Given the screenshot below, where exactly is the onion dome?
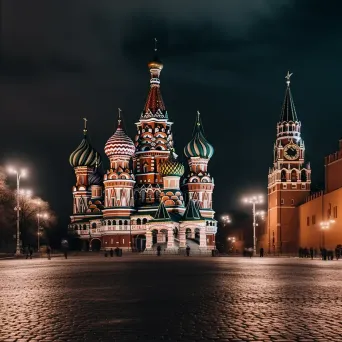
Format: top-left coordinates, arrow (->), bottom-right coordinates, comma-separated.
184,111 -> 214,159
148,55 -> 163,71
88,166 -> 103,186
69,119 -> 102,168
159,150 -> 184,177
105,110 -> 135,157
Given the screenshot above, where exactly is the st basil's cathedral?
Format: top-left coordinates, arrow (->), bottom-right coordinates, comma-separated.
67,52 -> 217,253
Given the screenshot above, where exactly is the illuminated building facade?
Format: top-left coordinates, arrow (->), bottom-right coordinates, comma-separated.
68,53 -> 217,252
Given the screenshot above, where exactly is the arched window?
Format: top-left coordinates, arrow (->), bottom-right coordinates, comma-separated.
291,170 -> 297,182
119,220 -> 123,225
92,223 -> 97,229
281,170 -> 286,182
75,225 -> 78,230
137,218 -> 141,225
142,218 -> 148,224
206,221 -> 209,226
83,224 -> 87,230
301,170 -> 307,182
113,220 -> 116,226
124,220 -> 128,225
107,220 -> 111,225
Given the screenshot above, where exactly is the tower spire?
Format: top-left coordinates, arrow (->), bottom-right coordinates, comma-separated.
280,71 -> 298,122
141,39 -> 167,119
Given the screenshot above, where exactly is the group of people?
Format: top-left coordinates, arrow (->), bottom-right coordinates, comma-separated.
299,246 -> 341,260
23,245 -> 68,260
105,247 -> 122,257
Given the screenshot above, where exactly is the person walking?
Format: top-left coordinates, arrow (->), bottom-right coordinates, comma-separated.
110,248 -> 114,257
310,247 -> 314,259
186,245 -> 190,257
260,247 -> 264,257
47,246 -> 51,260
157,245 -> 161,256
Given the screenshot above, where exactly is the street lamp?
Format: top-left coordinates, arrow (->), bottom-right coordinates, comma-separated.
7,167 -> 27,255
243,195 -> 263,256
320,219 -> 335,248
37,212 -> 48,252
221,215 -> 232,226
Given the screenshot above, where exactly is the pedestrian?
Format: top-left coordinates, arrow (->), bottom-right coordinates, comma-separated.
25,246 -> 30,259
260,247 -> 264,257
186,245 -> 190,256
110,248 -> 114,257
310,247 -> 313,260
47,246 -> 51,260
157,245 -> 161,256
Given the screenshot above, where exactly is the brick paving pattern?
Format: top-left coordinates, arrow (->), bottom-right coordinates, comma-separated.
0,256 -> 341,341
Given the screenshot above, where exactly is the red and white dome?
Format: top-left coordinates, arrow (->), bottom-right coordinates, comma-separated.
105,122 -> 135,158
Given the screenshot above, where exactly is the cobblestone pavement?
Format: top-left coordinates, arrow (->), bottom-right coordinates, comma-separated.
1,256 -> 342,342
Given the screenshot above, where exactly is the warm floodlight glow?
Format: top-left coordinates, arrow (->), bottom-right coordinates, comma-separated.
320,220 -> 334,230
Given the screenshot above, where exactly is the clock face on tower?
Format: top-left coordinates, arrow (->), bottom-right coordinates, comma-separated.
284,143 -> 300,160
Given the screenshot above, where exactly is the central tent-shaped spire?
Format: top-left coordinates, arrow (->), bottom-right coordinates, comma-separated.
141,38 -> 168,120
280,71 -> 298,122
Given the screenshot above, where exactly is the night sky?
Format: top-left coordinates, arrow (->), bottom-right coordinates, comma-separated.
1,1 -> 342,239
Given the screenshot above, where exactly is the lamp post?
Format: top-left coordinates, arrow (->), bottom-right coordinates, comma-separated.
7,167 -> 27,255
320,219 -> 335,248
243,195 -> 263,256
227,236 -> 236,253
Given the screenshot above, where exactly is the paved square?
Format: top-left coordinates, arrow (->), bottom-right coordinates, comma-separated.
1,255 -> 342,341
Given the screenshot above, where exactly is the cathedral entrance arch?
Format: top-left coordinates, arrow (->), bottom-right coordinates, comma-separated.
185,228 -> 192,239
90,238 -> 101,251
152,229 -> 158,244
136,234 -> 146,252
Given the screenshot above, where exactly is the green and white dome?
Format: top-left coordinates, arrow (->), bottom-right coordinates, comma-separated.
184,112 -> 214,159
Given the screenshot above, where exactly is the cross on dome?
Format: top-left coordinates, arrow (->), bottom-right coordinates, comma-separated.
83,117 -> 87,135
118,108 -> 122,127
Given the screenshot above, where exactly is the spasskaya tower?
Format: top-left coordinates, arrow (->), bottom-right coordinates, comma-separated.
267,72 -> 311,254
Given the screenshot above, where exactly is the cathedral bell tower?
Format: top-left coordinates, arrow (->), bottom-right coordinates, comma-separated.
133,42 -> 174,206
268,72 -> 311,254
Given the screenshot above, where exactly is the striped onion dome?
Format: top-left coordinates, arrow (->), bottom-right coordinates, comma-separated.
104,118 -> 135,158
184,112 -> 214,159
69,129 -> 102,168
159,150 -> 184,177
